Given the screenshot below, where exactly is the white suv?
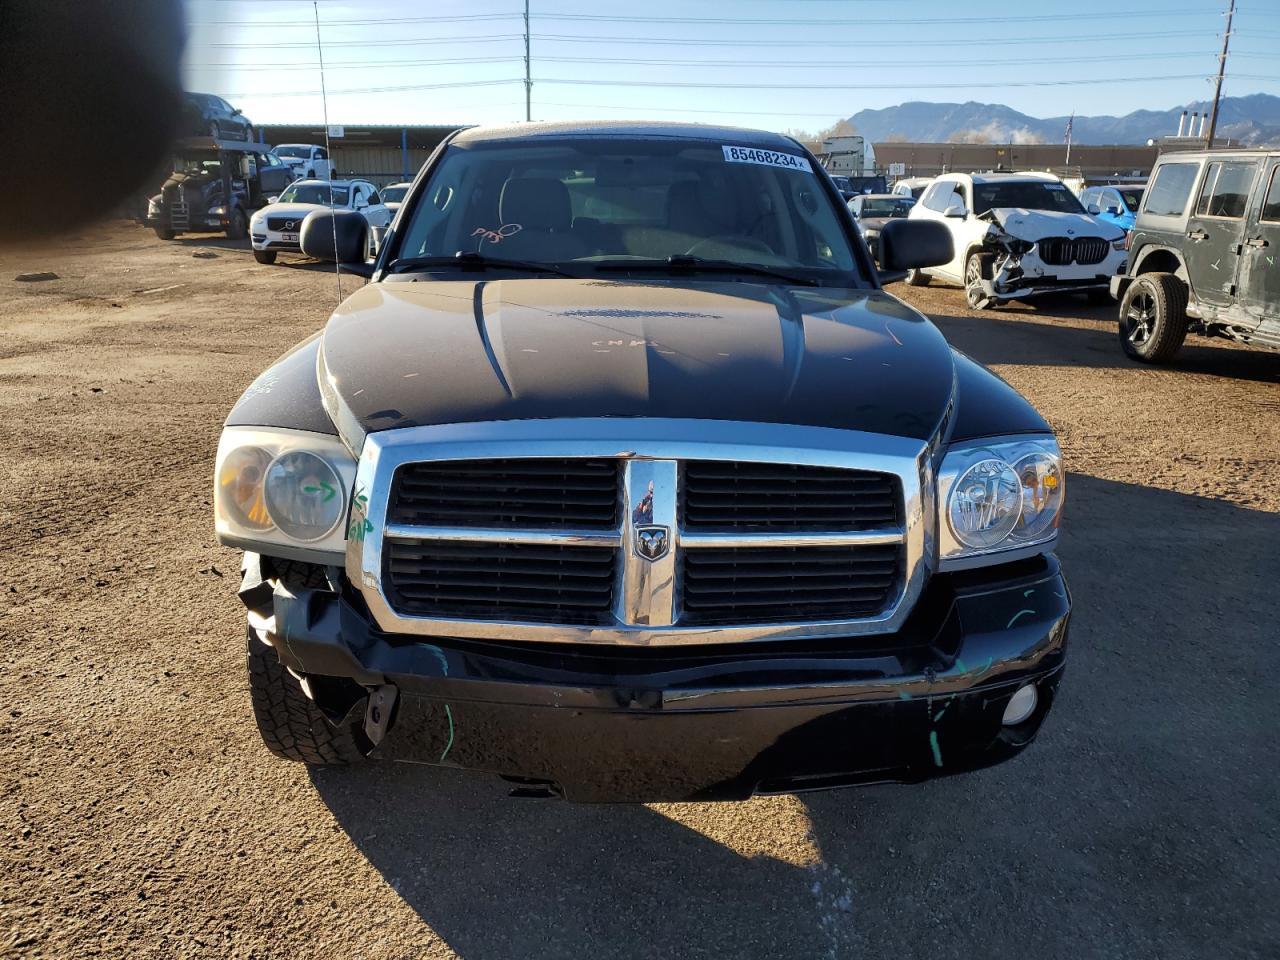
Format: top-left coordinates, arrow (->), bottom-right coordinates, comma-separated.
272,144 -> 333,180
906,172 -> 1127,309
249,179 -> 390,264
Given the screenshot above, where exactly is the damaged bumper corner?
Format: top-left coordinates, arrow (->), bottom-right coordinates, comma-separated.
239,552 -> 1071,802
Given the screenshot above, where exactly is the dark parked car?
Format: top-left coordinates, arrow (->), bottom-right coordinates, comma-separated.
145,140 -> 293,240
183,92 -> 255,142
849,193 -> 917,259
1111,149 -> 1280,362
215,121 -> 1069,802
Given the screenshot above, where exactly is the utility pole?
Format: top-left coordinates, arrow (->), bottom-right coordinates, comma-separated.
1205,0 -> 1235,148
519,0 -> 529,122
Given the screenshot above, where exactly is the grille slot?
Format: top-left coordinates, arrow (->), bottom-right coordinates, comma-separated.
390,458 -> 621,530
681,461 -> 900,532
385,539 -> 617,624
681,544 -> 902,624
1037,236 -> 1109,266
267,216 -> 303,232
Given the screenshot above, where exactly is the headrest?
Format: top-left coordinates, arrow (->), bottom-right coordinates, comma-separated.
499,177 -> 572,231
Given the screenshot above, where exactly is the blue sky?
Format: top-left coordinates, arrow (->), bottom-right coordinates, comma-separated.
184,0 -> 1280,132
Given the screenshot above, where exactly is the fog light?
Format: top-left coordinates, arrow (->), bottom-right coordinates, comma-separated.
1002,684 -> 1038,726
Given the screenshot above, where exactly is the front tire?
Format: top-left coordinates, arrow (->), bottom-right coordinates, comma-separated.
153,226 -> 175,241
253,249 -> 277,264
247,628 -> 370,764
964,251 -> 995,310
226,208 -> 247,240
904,267 -> 930,287
1118,272 -> 1188,363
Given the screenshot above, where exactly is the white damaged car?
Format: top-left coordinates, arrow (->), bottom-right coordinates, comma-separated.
906,172 -> 1127,309
249,179 -> 391,265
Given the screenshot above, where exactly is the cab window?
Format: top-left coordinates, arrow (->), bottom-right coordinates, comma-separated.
1262,167 -> 1280,222
1195,161 -> 1258,219
1143,163 -> 1200,217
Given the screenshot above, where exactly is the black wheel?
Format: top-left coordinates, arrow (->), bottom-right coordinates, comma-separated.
1118,272 -> 1189,364
903,267 -> 930,287
246,628 -> 371,764
964,251 -> 995,310
253,249 -> 277,264
153,226 -> 175,241
226,208 -> 247,240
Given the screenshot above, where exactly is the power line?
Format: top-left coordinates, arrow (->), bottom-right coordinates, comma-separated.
226,78 -> 523,98
535,8 -> 1214,25
537,73 -> 1226,91
189,50 -> 1232,72
528,30 -> 1207,47
209,33 -> 522,47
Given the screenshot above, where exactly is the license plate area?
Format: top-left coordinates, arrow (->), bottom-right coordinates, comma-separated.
281,233 -> 298,243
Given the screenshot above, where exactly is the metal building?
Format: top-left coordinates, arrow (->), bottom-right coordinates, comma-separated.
257,124 -> 461,186
872,142 -> 1159,180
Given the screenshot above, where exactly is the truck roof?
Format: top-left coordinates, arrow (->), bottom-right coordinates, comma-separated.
451,120 -> 803,151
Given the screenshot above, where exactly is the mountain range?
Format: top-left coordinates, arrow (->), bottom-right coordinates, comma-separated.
848,93 -> 1280,146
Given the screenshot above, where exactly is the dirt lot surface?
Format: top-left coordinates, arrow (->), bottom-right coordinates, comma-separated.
3,224 -> 1278,959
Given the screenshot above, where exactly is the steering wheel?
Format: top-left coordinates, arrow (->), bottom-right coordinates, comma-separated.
685,235 -> 773,258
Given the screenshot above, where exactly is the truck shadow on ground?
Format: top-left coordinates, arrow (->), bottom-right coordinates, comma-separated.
916,298 -> 1280,385
310,475 -> 1280,959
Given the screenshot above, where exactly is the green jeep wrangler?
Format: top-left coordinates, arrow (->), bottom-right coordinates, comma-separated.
1111,149 -> 1280,363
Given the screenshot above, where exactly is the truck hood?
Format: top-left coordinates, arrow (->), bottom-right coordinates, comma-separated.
979,207 -> 1125,243
318,278 -> 956,444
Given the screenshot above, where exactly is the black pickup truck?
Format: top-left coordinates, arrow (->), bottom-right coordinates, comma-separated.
215,122 -> 1070,802
145,138 -> 294,241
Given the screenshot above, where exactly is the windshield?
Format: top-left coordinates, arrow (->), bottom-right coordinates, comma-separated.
274,146 -> 310,159
278,183 -> 349,206
1119,188 -> 1144,212
858,198 -> 914,218
394,138 -> 864,286
382,185 -> 409,203
972,181 -> 1085,215
173,155 -> 220,177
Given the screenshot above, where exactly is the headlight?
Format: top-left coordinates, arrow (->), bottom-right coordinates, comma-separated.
937,436 -> 1063,568
147,197 -> 161,216
209,205 -> 227,216
214,426 -> 356,559
1111,238 -> 1126,251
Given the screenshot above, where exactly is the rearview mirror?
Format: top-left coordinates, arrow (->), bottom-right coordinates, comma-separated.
300,209 -> 372,277
876,219 -> 954,276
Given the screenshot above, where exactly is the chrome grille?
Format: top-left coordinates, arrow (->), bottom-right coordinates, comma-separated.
350,421 -> 930,646
384,539 -> 617,624
682,544 -> 902,624
681,461 -> 900,532
1038,236 -> 1109,266
390,458 -> 620,529
267,216 -> 302,232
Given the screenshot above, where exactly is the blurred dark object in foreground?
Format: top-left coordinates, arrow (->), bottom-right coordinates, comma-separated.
0,0 -> 185,244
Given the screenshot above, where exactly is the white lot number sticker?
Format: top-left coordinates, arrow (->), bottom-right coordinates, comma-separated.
722,145 -> 812,173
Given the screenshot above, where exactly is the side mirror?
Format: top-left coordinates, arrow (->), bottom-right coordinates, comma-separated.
267,195 -> 279,204
943,202 -> 967,219
301,209 -> 371,275
877,219 -> 954,276
1105,204 -> 1122,216
1087,204 -> 1100,215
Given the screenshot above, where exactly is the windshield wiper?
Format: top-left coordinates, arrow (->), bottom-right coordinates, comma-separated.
387,251 -> 581,278
591,255 -> 820,287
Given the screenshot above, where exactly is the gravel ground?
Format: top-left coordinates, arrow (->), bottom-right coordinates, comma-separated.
2,224 -> 1278,959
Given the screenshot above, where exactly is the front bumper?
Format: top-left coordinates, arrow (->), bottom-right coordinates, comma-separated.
980,248 -> 1126,303
242,553 -> 1071,802
250,230 -> 302,252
